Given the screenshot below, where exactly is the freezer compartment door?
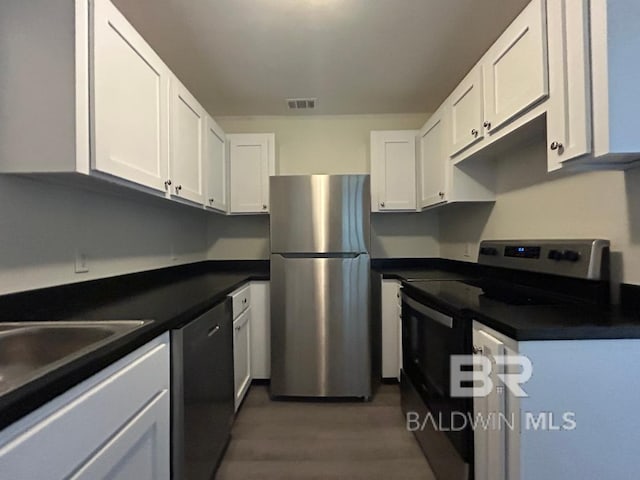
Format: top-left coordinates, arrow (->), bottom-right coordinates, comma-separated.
270,175 -> 371,254
270,253 -> 371,397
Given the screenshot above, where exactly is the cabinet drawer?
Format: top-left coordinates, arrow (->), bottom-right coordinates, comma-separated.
0,335 -> 170,480
231,284 -> 251,318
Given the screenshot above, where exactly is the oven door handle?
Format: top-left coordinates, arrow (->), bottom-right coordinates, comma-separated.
403,296 -> 454,329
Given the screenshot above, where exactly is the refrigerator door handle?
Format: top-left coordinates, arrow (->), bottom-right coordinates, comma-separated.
275,252 -> 363,259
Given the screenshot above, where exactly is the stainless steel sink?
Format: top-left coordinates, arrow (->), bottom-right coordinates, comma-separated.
0,321 -> 151,396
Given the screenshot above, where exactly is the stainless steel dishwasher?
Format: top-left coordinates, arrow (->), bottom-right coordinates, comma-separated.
171,298 -> 234,480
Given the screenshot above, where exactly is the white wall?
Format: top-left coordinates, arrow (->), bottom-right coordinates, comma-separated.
439,140 -> 640,287
0,176 -> 208,295
209,113 -> 440,259
217,114 -> 429,175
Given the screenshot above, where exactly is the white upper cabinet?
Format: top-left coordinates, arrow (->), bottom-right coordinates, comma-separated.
204,116 -> 227,213
589,0 -> 640,165
418,107 -> 447,209
0,0 -> 236,213
228,134 -> 276,214
546,0 -> 592,170
92,0 -> 170,192
418,107 -> 496,211
450,68 -> 484,156
482,0 -> 548,134
370,131 -> 417,212
169,77 -> 205,205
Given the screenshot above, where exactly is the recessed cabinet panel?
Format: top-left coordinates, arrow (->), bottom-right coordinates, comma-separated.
233,308 -> 252,411
419,108 -> 447,209
170,79 -> 205,204
450,68 -> 484,156
229,134 -> 275,214
370,131 -> 417,212
205,117 -> 227,212
92,0 -> 169,192
546,0 -> 591,170
473,328 -> 507,480
483,0 -> 548,133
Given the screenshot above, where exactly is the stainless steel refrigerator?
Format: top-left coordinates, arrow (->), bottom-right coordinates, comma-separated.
270,174 -> 372,398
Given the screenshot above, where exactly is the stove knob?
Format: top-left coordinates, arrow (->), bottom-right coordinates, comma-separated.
563,250 -> 581,262
548,249 -> 564,261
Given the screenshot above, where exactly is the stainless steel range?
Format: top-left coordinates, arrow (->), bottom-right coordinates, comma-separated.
400,239 -> 610,480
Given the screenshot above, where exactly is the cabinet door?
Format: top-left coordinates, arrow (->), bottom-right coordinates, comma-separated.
546,0 -> 591,170
370,131 -> 417,212
92,0 -> 170,192
0,336 -> 169,480
204,116 -> 227,212
169,78 -> 205,204
233,308 -> 252,411
473,329 -> 507,480
450,68 -> 484,156
381,280 -> 401,378
229,134 -> 275,214
483,0 -> 548,134
419,108 -> 447,208
70,391 -> 170,480
250,281 -> 271,380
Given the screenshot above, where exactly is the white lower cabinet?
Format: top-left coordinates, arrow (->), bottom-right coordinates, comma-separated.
381,279 -> 402,380
233,308 -> 252,411
0,334 -> 170,480
472,321 -> 640,480
230,280 -> 270,410
473,328 -> 507,480
250,281 -> 271,380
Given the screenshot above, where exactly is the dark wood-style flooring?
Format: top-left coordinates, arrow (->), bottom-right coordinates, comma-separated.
216,384 -> 436,480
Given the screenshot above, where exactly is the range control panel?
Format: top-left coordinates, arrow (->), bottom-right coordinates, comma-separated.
477,240 -> 610,280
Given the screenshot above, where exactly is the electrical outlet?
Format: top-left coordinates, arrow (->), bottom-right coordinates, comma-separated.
463,242 -> 473,258
75,252 -> 89,273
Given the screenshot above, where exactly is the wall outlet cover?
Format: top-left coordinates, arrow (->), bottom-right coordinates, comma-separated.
75,252 -> 89,273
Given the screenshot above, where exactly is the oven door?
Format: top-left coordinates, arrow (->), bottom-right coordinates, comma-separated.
401,293 -> 472,463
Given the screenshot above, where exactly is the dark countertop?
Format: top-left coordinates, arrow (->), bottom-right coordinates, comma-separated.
402,280 -> 640,341
1,257 -> 639,429
0,260 -> 269,430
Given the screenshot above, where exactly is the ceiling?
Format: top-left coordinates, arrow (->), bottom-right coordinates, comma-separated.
112,0 -> 530,116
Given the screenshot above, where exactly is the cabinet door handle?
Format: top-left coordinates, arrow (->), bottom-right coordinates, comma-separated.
380,202 -> 385,208
209,198 -> 215,204
471,129 -> 479,138
438,192 -> 445,198
175,185 -> 183,194
262,204 -> 267,210
208,324 -> 221,337
164,179 -> 172,190
483,121 -> 491,130
472,345 -> 484,355
550,141 -> 564,152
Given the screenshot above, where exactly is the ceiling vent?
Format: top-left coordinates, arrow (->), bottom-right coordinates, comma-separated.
286,98 -> 317,110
